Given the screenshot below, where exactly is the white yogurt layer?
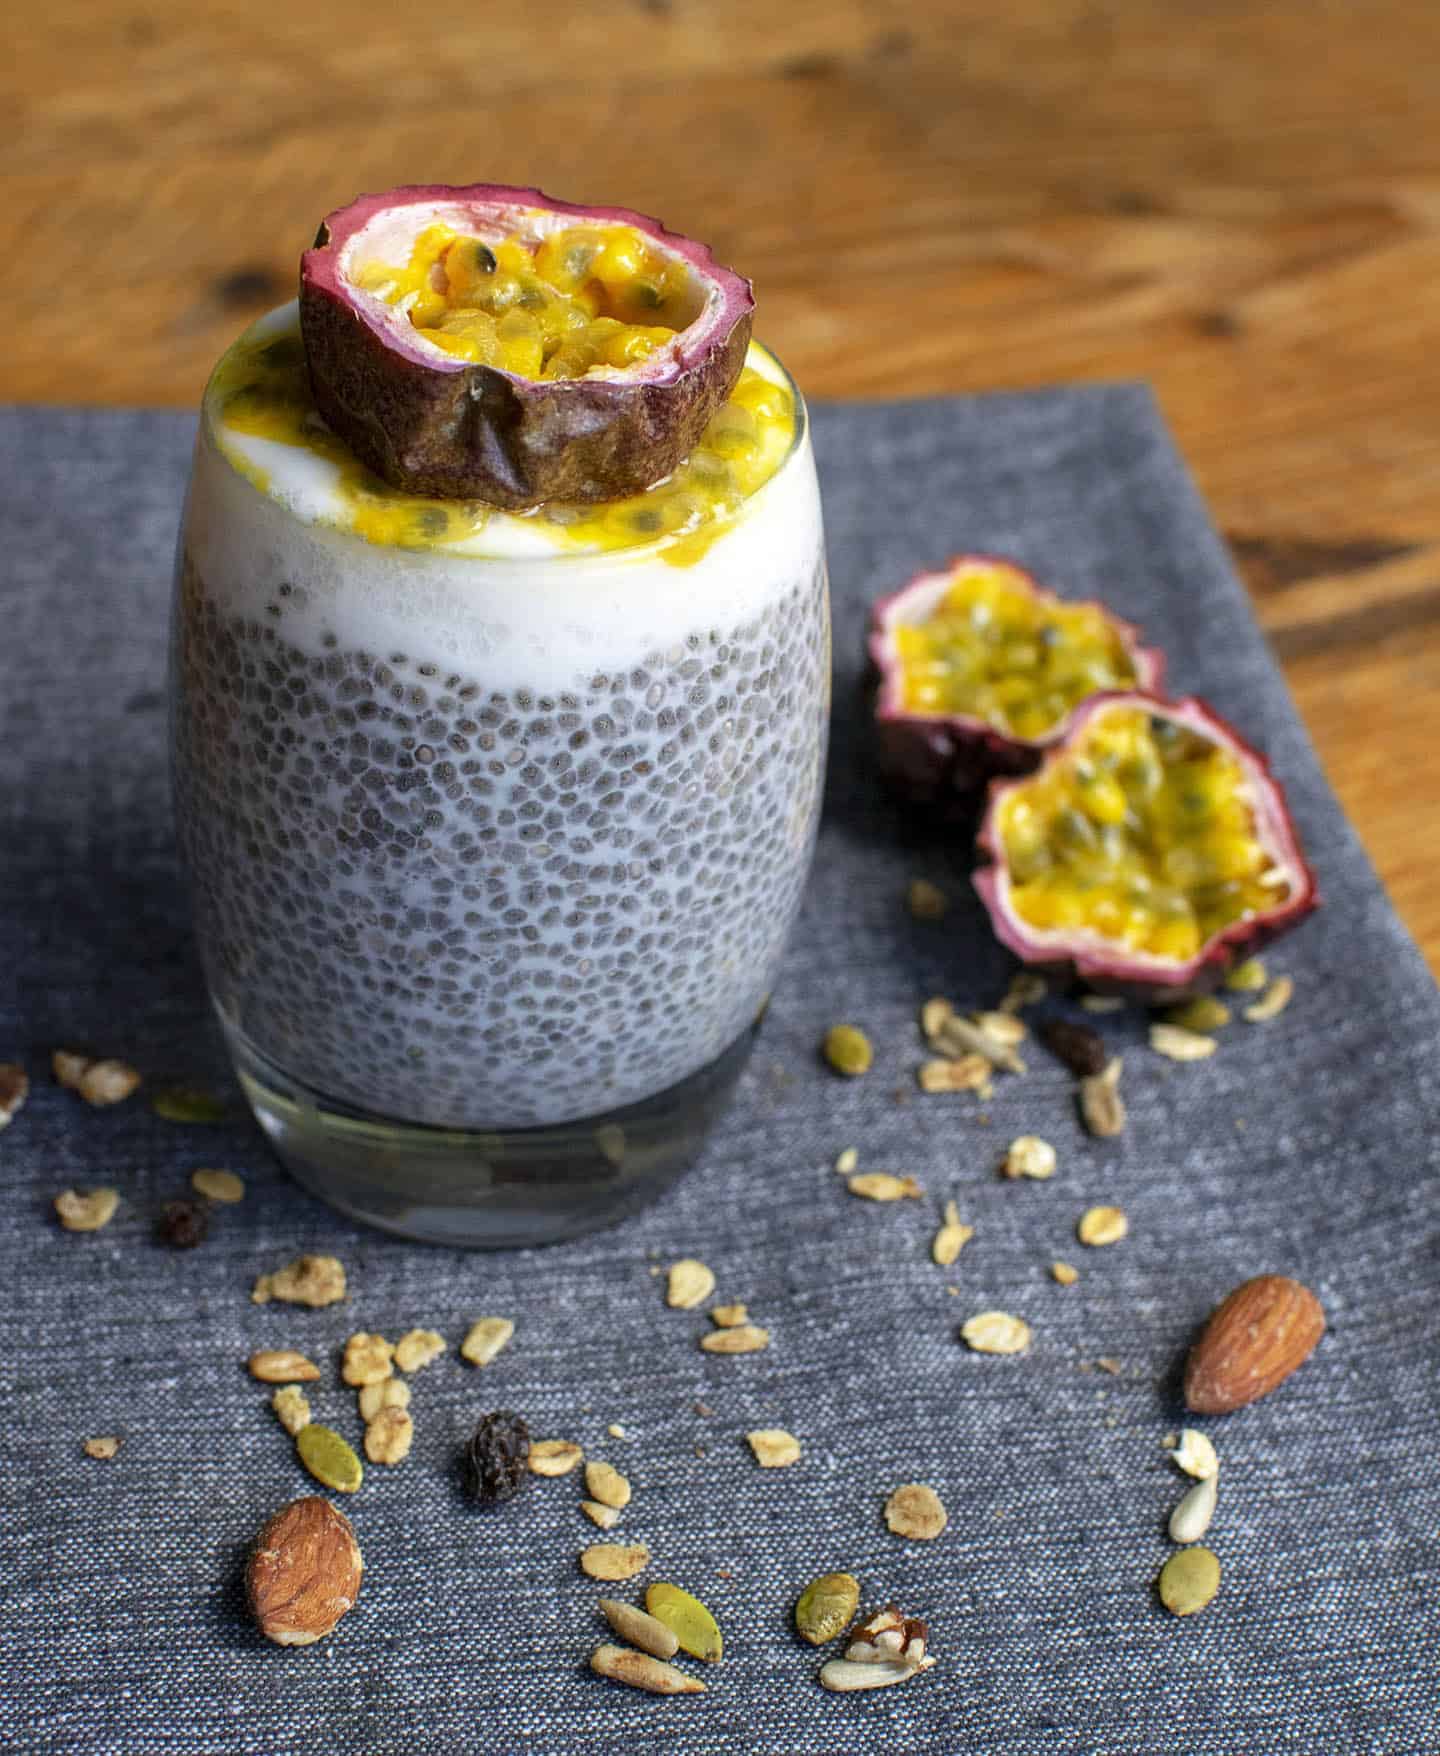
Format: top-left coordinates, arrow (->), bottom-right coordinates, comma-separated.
188,305 -> 820,691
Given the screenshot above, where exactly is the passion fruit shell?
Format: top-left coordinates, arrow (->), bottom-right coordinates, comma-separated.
869,556 -> 1165,804
300,184 -> 754,509
973,692 -> 1318,998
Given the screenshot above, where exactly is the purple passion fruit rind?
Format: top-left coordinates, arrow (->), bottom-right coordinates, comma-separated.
870,557 -> 1166,804
973,692 -> 1318,999
300,184 -> 754,508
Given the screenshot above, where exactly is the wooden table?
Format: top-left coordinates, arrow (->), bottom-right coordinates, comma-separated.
10,1 -> 1439,970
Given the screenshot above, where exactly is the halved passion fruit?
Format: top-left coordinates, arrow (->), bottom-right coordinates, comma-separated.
300,184 -> 754,508
870,557 -> 1165,801
974,693 -> 1317,996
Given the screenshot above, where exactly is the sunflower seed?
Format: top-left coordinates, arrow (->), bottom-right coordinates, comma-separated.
1164,996 -> 1231,1033
1080,994 -> 1125,1013
1169,1470 -> 1219,1543
582,1500 -> 622,1529
598,1599 -> 679,1660
1224,957 -> 1267,992
589,1642 -> 703,1694
585,1461 -> 632,1510
1050,1261 -> 1079,1286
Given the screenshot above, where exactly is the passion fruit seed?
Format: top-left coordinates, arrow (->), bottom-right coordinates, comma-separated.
823,1025 -> 873,1077
795,1572 -> 862,1645
890,562 -> 1143,739
995,704 -> 1296,965
301,184 -> 755,507
1158,1545 -> 1221,1617
644,1583 -> 723,1662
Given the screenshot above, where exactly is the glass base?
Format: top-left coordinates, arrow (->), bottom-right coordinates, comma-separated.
225,1018 -> 760,1247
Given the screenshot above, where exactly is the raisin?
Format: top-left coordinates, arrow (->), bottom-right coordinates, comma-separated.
157,1197 -> 210,1249
462,1411 -> 531,1504
1037,1016 -> 1108,1078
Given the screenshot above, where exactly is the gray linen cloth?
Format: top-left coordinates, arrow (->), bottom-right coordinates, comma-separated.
1,392 -> 1437,1754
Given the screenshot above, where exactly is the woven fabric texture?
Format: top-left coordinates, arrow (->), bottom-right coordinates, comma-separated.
1,392 -> 1437,1754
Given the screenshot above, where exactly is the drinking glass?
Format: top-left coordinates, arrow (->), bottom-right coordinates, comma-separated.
170,305 -> 829,1245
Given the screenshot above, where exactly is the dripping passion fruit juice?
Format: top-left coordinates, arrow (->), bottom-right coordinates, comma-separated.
172,208 -> 827,1247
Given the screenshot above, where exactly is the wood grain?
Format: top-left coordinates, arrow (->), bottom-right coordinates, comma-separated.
7,0 -> 1439,969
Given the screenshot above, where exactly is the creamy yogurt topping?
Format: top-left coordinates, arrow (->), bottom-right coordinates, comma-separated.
187,305 -> 823,692
206,303 -> 798,564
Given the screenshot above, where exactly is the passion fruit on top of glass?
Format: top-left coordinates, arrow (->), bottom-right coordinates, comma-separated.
300,183 -> 756,509
870,557 -> 1165,801
974,694 -> 1317,997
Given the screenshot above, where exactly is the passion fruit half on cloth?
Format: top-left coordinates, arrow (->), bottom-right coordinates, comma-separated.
300,184 -> 755,508
869,556 -> 1165,803
973,693 -> 1318,997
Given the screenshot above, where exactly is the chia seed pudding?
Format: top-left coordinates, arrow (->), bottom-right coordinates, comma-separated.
173,305 -> 828,1133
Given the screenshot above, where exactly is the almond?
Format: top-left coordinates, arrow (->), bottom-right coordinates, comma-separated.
1184,1274 -> 1325,1414
245,1496 -> 363,1646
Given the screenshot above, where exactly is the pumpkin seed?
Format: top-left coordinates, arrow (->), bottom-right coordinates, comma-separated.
822,1025 -> 873,1077
906,878 -> 949,921
1223,957 -> 1267,992
645,1582 -> 723,1662
1169,1470 -> 1219,1543
151,1084 -> 229,1123
1158,1545 -> 1220,1616
795,1571 -> 861,1645
190,1167 -> 245,1203
296,1422 -> 363,1494
1163,996 -> 1231,1033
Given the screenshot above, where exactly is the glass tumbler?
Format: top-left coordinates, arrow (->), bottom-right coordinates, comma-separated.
170,306 -> 829,1245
